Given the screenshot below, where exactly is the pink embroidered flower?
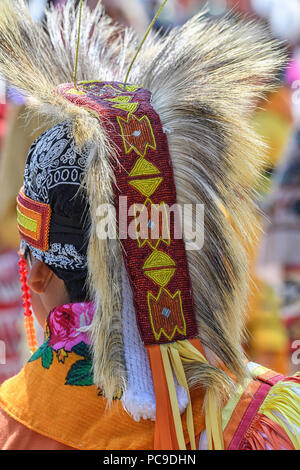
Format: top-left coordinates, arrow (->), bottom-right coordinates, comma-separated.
48,302 -> 94,352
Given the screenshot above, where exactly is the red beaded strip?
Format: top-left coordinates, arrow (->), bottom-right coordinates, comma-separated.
57,81 -> 199,345
18,253 -> 38,353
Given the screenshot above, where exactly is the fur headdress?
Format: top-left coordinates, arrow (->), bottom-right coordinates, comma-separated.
0,0 -> 285,449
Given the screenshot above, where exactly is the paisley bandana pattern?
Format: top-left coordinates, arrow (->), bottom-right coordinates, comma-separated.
21,122 -> 90,275
23,122 -> 89,204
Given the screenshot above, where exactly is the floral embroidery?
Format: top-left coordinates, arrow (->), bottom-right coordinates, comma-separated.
29,302 -> 95,387
56,348 -> 68,363
29,338 -> 54,369
28,302 -> 125,397
64,343 -> 93,386
47,302 -> 93,351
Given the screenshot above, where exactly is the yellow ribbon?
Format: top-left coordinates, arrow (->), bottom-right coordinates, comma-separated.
160,344 -> 186,449
160,340 -> 224,450
168,345 -> 196,450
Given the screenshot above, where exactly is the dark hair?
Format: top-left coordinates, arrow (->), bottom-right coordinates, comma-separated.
63,276 -> 90,303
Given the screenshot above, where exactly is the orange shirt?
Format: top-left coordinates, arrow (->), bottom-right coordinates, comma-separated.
0,353 -> 205,450
0,407 -> 72,450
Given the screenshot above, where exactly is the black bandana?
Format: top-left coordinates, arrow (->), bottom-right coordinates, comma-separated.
22,121 -> 90,282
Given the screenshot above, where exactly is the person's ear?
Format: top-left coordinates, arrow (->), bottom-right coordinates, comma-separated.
27,260 -> 53,294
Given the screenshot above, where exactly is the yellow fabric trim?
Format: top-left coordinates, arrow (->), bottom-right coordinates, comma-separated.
78,80 -> 103,85
105,95 -> 138,114
259,379 -> 300,450
133,199 -> 171,249
221,379 -> 251,431
17,207 -> 38,233
103,84 -> 123,93
66,88 -> 86,96
248,363 -> 270,379
113,103 -> 138,114
105,95 -> 132,104
124,84 -> 140,92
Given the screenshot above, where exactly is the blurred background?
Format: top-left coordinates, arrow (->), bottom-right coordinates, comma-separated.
0,0 -> 300,384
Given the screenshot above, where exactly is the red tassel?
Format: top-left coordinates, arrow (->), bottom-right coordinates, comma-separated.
18,252 -> 37,352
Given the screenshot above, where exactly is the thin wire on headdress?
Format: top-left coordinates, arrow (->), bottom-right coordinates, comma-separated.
73,0 -> 83,91
123,0 -> 168,88
72,0 -> 168,91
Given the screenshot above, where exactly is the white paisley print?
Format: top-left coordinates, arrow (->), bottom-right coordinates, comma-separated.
22,122 -> 90,271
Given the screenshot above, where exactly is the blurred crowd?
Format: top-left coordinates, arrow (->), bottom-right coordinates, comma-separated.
0,0 -> 300,383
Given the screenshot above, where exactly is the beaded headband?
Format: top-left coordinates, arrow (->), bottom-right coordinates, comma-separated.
56,81 -> 199,346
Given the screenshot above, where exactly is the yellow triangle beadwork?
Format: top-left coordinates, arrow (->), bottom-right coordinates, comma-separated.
129,177 -> 162,197
143,250 -> 175,270
124,84 -> 140,92
105,95 -> 138,114
144,267 -> 176,287
114,102 -> 138,114
66,88 -> 86,96
103,84 -> 123,94
129,157 -> 161,177
106,96 -> 132,103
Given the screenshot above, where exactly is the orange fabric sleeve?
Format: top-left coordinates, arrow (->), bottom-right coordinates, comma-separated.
0,407 -> 73,450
